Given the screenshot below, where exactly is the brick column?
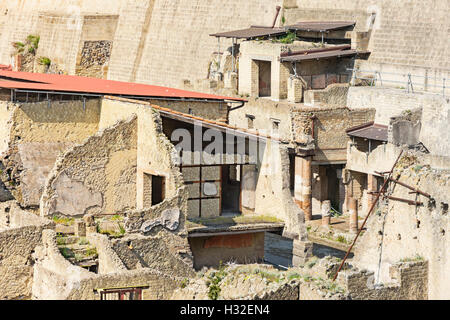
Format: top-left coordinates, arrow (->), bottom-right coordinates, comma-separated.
348,197 -> 358,234
294,156 -> 304,209
302,156 -> 313,221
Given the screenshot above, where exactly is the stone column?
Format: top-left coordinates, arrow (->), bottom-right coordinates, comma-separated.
348,197 -> 358,234
302,156 -> 313,221
345,176 -> 354,214
321,200 -> 331,227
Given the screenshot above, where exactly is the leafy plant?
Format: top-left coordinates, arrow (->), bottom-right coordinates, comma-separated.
26,35 -> 40,54
52,215 -> 75,226
38,56 -> 51,67
180,278 -> 189,289
275,31 -> 297,44
111,214 -> 124,222
85,247 -> 98,257
206,262 -> 227,300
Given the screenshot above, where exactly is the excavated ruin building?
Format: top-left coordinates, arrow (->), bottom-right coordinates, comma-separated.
0,0 -> 448,300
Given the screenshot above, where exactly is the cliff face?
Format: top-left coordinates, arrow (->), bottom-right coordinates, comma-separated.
0,0 -> 449,89
0,0 -> 283,86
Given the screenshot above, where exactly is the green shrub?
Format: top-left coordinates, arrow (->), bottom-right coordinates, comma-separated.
275,31 -> 297,44
52,215 -> 74,226
206,262 -> 227,300
38,56 -> 51,67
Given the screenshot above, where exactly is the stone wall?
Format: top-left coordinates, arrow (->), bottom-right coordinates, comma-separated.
352,151 -> 450,299
304,84 -> 350,107
41,115 -> 137,217
189,232 -> 265,270
32,229 -> 187,300
291,106 -> 375,152
0,202 -> 53,300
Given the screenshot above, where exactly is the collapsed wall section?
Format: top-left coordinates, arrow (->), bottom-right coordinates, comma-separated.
41,115 -> 137,217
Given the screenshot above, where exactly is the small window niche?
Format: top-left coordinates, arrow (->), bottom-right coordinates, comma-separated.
143,173 -> 166,207
271,118 -> 281,136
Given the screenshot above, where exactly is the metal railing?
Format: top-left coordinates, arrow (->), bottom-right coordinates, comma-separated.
349,68 -> 449,97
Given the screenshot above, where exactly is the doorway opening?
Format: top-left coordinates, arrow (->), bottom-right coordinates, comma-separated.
256,60 -> 271,97
221,165 -> 242,215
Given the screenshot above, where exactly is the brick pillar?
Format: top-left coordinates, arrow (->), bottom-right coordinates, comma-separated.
294,156 -> 304,209
321,200 -> 331,227
349,197 -> 358,234
14,55 -> 21,72
302,156 -> 313,221
367,174 -> 377,209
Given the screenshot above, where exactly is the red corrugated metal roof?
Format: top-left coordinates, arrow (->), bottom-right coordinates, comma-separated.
0,64 -> 12,71
0,69 -> 246,102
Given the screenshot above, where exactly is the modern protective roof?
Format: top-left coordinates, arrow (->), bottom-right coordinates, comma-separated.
210,26 -> 286,39
346,122 -> 388,142
280,48 -> 357,62
0,69 -> 246,102
285,21 -> 356,32
210,21 -> 356,40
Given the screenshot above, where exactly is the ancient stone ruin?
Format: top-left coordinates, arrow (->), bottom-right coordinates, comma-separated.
0,1 -> 448,301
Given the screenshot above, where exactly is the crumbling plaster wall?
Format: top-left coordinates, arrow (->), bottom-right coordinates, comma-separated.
0,202 -> 53,300
352,152 -> 450,299
41,115 -> 137,217
99,97 -> 184,209
0,99 -> 101,207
